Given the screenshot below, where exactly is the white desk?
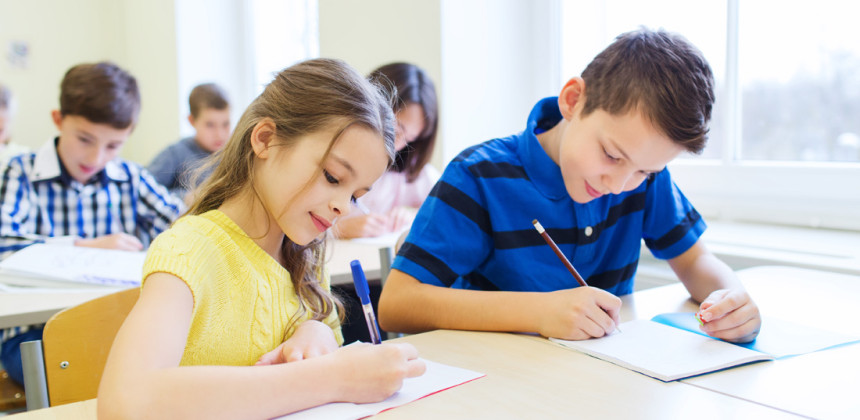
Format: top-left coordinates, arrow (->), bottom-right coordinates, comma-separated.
633,266 -> 860,420
11,266 -> 838,420
0,240 -> 388,330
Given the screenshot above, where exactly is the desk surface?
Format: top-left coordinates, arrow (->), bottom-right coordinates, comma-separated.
0,240 -> 387,330
6,330 -> 796,420
13,265 -> 843,419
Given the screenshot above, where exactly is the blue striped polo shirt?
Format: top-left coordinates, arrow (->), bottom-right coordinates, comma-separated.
392,97 -> 705,296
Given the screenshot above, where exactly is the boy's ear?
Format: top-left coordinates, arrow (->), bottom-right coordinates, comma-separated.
187,114 -> 196,126
250,118 -> 277,159
558,77 -> 586,120
50,110 -> 63,130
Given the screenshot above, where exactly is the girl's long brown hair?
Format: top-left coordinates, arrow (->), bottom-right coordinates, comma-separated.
188,58 -> 396,336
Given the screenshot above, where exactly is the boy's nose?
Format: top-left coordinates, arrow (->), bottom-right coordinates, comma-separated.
605,171 -> 632,195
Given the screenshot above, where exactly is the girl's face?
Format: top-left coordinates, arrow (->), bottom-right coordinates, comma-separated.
255,124 -> 389,247
393,103 -> 426,152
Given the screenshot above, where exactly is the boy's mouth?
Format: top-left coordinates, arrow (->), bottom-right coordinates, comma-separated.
585,181 -> 603,198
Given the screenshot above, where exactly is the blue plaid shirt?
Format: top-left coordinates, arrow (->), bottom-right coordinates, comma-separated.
0,138 -> 186,341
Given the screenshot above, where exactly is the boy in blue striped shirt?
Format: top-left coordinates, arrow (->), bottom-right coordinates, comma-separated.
0,62 -> 186,385
379,28 -> 761,344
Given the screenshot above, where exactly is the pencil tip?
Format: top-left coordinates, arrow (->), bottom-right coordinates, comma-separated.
532,219 -> 538,225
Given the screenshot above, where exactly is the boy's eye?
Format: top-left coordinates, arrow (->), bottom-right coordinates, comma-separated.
323,170 -> 339,185
603,147 -> 620,162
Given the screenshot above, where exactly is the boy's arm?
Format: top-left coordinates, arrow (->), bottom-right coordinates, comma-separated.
146,147 -> 180,189
378,269 -> 621,340
134,166 -> 187,241
668,240 -> 761,342
0,160 -> 58,259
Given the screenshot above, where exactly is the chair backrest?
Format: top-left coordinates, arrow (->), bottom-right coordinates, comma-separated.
41,287 -> 139,406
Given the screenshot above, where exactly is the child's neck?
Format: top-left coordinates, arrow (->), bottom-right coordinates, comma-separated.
536,120 -> 566,165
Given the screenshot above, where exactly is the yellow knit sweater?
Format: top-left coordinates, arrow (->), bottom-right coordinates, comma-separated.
142,210 -> 343,366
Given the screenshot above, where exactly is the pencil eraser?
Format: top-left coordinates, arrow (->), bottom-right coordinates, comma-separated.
694,312 -> 705,326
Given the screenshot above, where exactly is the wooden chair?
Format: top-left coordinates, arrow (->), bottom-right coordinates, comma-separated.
0,369 -> 26,413
21,287 -> 139,409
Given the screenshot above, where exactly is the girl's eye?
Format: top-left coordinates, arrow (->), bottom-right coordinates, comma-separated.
323,170 -> 339,185
350,196 -> 357,204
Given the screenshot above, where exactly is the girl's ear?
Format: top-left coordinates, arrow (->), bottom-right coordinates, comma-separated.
250,118 -> 277,159
558,77 -> 586,121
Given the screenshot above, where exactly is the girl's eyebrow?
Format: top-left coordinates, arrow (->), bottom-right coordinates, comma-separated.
330,154 -> 354,176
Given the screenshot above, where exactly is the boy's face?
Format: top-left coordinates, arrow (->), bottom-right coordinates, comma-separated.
0,108 -> 11,144
554,78 -> 684,204
52,111 -> 132,184
190,108 -> 231,153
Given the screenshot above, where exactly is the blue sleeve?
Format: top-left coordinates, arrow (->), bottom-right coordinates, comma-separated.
132,164 -> 187,246
392,159 -> 493,288
0,157 -> 46,260
642,168 -> 706,260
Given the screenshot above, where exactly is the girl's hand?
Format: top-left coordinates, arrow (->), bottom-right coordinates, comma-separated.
386,206 -> 418,232
255,320 -> 339,365
330,342 -> 426,403
697,288 -> 761,343
535,286 -> 622,340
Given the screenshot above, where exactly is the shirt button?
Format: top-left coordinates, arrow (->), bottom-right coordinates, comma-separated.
584,226 -> 593,237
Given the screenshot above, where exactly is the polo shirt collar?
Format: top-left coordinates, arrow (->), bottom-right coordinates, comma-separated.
31,138 -> 129,184
519,97 -> 569,200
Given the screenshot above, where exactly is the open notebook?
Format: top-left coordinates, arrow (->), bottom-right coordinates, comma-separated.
0,243 -> 145,288
551,313 -> 860,382
275,359 -> 484,420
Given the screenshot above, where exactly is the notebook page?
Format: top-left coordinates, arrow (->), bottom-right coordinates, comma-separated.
276,359 -> 484,420
551,319 -> 773,381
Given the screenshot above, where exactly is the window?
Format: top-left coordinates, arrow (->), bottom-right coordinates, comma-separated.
560,0 -> 860,230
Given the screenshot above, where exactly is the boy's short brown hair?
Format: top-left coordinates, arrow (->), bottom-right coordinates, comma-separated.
60,62 -> 140,129
188,83 -> 229,119
580,28 -> 715,154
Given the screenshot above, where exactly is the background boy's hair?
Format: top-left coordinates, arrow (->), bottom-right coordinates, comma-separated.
59,62 -> 140,129
369,62 -> 438,182
0,83 -> 12,111
188,83 -> 229,119
188,58 -> 396,333
580,27 -> 715,154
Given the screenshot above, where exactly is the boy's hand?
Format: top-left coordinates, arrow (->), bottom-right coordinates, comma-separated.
75,233 -> 143,251
536,287 -> 622,340
255,320 -> 339,365
697,288 -> 761,343
329,342 -> 426,403
335,214 -> 389,238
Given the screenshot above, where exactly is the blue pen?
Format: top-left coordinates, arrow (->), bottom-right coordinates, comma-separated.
350,259 -> 382,344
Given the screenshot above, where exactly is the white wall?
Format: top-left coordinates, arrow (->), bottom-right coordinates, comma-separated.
439,0 -> 560,163
0,0 -> 180,166
2,0 -> 561,171
318,0 -> 445,168
174,0 -> 251,139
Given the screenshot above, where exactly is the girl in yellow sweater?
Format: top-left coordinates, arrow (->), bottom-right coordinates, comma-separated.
99,58 -> 425,419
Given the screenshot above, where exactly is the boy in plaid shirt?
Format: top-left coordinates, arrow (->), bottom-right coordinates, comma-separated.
0,62 -> 185,385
